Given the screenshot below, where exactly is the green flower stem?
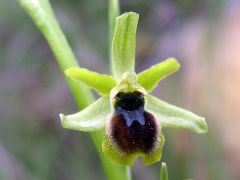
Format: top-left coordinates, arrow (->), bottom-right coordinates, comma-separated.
19,0 -> 130,179
19,0 -> 94,107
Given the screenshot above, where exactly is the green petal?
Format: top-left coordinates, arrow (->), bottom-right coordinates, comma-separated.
111,12 -> 139,80
137,58 -> 180,92
146,95 -> 208,134
60,97 -> 110,132
65,67 -> 117,95
102,133 -> 165,166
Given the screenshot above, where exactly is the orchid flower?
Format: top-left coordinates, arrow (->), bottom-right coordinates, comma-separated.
59,12 -> 207,166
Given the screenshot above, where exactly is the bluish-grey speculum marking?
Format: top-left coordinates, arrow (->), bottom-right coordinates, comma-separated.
111,91 -> 158,154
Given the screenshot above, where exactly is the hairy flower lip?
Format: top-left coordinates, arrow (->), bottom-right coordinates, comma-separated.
106,109 -> 161,153
104,108 -> 163,166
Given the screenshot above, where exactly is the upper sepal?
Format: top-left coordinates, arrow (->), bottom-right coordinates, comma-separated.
60,97 -> 111,132
146,95 -> 207,134
111,12 -> 139,79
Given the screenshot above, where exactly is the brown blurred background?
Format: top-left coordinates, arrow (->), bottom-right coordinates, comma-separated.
0,0 -> 240,179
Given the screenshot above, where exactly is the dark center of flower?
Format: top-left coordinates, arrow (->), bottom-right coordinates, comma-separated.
110,91 -> 158,154
114,91 -> 144,111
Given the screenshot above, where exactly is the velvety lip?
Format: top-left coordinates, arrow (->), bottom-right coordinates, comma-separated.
110,91 -> 158,154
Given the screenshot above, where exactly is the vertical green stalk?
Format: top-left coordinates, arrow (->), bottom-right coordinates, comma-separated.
18,0 -> 130,179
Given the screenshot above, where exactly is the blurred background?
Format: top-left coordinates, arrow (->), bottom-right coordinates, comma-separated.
0,0 -> 240,179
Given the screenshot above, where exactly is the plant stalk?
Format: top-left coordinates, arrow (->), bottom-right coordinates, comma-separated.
19,0 -> 130,179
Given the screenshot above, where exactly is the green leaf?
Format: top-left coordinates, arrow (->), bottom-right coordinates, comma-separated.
65,67 -> 117,96
160,162 -> 169,180
111,12 -> 139,80
146,96 -> 207,134
137,58 -> 180,92
60,97 -> 110,132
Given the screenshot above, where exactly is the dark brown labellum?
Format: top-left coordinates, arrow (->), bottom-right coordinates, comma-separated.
109,91 -> 159,154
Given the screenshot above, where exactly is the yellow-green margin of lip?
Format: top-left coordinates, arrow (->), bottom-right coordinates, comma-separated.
102,131 -> 165,166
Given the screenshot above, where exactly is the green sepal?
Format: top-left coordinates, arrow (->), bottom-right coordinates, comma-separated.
146,95 -> 207,134
102,133 -> 165,166
160,162 -> 169,180
60,97 -> 110,132
111,12 -> 139,80
65,67 -> 117,96
137,58 -> 180,92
